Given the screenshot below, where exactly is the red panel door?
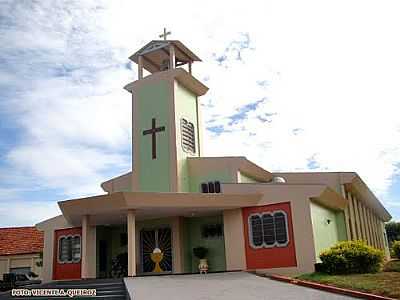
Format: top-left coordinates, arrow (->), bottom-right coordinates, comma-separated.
53,227 -> 82,280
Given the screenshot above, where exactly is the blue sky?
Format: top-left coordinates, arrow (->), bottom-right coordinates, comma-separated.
0,0 -> 399,226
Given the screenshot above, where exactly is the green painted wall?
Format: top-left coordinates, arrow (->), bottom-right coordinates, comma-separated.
189,171 -> 235,192
174,82 -> 200,192
239,172 -> 259,183
335,211 -> 348,241
183,215 -> 226,273
137,81 -> 171,192
310,202 -> 347,261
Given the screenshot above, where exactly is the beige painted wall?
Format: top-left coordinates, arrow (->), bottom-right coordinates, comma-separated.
223,208 -> 246,271
223,183 -> 322,275
0,254 -> 42,280
36,215 -> 75,282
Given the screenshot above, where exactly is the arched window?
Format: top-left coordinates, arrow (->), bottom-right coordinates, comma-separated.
248,210 -> 289,248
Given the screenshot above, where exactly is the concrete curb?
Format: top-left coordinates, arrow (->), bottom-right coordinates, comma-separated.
268,274 -> 396,300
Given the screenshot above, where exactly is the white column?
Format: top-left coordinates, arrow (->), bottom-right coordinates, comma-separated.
127,210 -> 136,276
81,215 -> 89,279
138,55 -> 143,79
169,44 -> 175,70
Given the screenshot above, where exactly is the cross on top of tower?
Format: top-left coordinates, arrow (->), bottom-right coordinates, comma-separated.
159,27 -> 171,40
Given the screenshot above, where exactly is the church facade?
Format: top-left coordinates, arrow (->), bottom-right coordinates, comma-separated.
36,37 -> 391,282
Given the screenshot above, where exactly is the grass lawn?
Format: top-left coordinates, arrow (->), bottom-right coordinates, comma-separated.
297,260 -> 400,299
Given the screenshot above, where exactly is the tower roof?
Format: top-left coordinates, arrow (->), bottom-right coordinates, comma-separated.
129,40 -> 201,73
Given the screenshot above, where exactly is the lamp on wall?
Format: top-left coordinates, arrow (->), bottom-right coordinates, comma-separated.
326,219 -> 331,225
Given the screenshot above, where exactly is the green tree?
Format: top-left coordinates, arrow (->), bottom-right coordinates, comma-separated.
385,221 -> 400,245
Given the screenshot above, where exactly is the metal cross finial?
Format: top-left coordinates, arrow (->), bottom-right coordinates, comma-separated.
159,27 -> 171,40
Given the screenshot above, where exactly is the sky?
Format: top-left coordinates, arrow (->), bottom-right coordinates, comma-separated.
0,0 -> 399,227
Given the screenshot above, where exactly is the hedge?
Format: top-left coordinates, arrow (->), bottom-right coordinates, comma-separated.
393,240 -> 400,259
319,240 -> 384,274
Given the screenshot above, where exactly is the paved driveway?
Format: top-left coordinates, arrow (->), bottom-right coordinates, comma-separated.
124,272 -> 355,300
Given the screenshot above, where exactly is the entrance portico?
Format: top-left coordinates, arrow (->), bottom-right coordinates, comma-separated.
57,191 -> 261,279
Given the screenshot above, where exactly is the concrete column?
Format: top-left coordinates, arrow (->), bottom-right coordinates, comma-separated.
364,206 -> 373,246
138,56 -> 143,79
81,215 -> 89,279
372,214 -> 381,249
356,198 -> 367,242
127,210 -> 136,276
376,217 -> 384,249
369,211 -> 379,248
346,190 -> 356,240
351,194 -> 362,239
188,61 -> 192,74
223,209 -> 246,271
169,44 -> 175,70
366,208 -> 375,247
171,217 -> 184,273
360,203 -> 370,245
341,185 -> 351,240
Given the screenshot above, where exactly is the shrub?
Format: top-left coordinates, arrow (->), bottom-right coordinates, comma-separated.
392,240 -> 400,259
319,240 -> 384,274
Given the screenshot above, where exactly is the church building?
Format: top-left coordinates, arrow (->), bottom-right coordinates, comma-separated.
36,35 -> 391,282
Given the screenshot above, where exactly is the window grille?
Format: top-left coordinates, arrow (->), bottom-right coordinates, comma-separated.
201,183 -> 209,193
274,212 -> 288,245
249,215 -> 263,247
248,211 -> 289,248
262,213 -> 275,246
58,235 -> 81,263
181,118 -> 196,153
200,181 -> 221,193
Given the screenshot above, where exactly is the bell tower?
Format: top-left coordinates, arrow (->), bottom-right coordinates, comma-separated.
124,30 -> 208,193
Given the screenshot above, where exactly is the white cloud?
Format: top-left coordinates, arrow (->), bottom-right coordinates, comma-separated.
0,0 -> 400,225
0,200 -> 60,227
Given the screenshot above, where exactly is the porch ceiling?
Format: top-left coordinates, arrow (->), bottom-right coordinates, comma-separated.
58,192 -> 262,226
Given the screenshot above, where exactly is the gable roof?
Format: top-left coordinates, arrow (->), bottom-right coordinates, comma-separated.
0,226 -> 44,256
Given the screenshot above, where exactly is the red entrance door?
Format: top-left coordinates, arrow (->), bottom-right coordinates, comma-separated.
53,227 -> 82,280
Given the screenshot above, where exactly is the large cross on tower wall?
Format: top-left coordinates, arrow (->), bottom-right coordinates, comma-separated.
142,118 -> 165,159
